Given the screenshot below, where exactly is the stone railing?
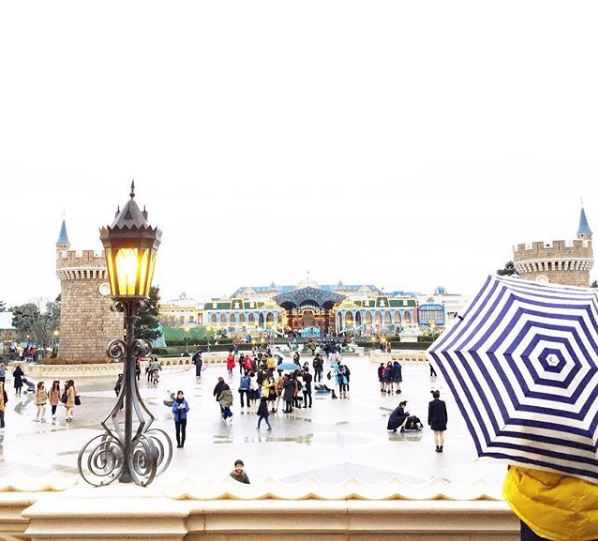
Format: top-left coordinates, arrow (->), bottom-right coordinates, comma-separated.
16,354 -> 234,379
369,350 -> 428,364
0,474 -> 518,540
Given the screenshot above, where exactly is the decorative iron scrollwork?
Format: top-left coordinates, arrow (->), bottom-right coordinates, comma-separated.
78,300 -> 172,487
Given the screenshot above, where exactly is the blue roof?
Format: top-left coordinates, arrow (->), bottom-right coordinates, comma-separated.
56,220 -> 70,247
578,207 -> 592,236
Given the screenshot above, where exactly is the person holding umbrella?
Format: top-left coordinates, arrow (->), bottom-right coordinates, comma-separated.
428,275 -> 598,540
427,390 -> 447,452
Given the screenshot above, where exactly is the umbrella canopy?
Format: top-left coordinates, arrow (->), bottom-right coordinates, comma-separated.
278,361 -> 300,372
428,275 -> 598,483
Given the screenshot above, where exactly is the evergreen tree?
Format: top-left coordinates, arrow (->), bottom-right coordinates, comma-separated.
10,298 -> 60,346
10,303 -> 40,336
497,261 -> 518,277
135,286 -> 161,341
0,300 -> 5,312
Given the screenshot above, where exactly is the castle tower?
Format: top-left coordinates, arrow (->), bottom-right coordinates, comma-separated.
513,206 -> 594,287
56,220 -> 123,362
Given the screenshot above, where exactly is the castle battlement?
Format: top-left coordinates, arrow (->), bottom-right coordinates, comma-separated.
513,239 -> 592,259
56,249 -> 106,270
512,232 -> 594,287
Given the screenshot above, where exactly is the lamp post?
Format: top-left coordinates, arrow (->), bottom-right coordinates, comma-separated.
78,182 -> 172,487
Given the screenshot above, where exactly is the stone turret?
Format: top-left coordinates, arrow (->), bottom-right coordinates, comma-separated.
513,206 -> 594,287
56,220 -> 123,362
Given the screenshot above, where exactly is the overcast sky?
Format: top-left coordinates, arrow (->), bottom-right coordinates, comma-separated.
1,1 -> 597,307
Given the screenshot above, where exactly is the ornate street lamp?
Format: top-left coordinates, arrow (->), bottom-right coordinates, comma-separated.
78,182 -> 172,487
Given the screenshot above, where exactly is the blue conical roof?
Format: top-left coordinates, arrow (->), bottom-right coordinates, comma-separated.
56,219 -> 70,247
578,207 -> 592,237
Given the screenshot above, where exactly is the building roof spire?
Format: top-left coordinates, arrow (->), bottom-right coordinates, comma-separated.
56,216 -> 70,248
577,203 -> 592,239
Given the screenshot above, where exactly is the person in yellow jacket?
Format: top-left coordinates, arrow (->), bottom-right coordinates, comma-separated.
503,466 -> 598,541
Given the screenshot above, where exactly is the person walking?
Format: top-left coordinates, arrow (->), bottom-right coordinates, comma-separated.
226,352 -> 236,378
256,396 -> 272,431
192,349 -> 203,379
172,390 -> 190,448
0,363 -> 6,384
0,381 -> 7,429
213,376 -> 225,415
13,365 -> 24,396
219,383 -> 234,421
238,371 -> 250,408
64,379 -> 76,422
49,380 -> 60,420
428,390 -> 447,452
114,373 -> 123,397
34,381 -> 48,422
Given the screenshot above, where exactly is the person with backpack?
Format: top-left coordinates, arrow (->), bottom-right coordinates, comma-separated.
64,379 -> 77,422
238,372 -> 251,408
219,383 -> 234,421
171,390 -> 190,448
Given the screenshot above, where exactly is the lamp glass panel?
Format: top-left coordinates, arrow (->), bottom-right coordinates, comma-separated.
115,248 -> 141,296
138,248 -> 150,297
105,248 -> 118,296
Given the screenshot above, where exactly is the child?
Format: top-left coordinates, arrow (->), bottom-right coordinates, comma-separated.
229,459 -> 250,484
256,396 -> 272,431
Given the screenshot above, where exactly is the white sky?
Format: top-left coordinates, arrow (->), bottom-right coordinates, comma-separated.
1,1 -> 597,307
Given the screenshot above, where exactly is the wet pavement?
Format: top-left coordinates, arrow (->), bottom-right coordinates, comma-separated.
0,355 -> 506,488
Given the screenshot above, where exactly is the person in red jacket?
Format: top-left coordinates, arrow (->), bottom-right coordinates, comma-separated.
226,353 -> 236,378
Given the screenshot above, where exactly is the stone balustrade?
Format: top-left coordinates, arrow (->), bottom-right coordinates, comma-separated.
0,474 -> 518,540
369,350 -> 428,363
12,354 -> 232,380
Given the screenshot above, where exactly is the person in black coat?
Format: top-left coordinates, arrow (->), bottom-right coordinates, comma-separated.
428,390 -> 448,453
192,350 -> 203,378
13,365 -> 24,396
282,376 -> 294,413
387,400 -> 409,432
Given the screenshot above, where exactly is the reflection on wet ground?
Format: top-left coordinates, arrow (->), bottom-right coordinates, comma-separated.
0,358 -> 505,487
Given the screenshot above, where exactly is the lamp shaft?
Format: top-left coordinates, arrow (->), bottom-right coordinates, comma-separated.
120,301 -> 137,483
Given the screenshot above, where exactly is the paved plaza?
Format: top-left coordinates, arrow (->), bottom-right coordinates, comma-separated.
0,355 -> 506,489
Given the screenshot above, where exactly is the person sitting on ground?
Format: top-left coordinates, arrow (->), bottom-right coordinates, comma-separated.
230,459 -> 250,484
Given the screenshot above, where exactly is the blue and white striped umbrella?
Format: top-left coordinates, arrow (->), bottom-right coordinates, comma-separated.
428,275 -> 598,483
